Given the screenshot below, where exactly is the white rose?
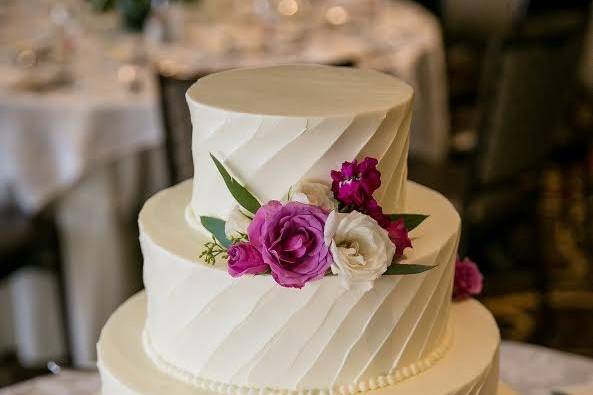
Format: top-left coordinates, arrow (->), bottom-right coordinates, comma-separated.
225,206 -> 252,239
291,181 -> 338,212
324,210 -> 395,292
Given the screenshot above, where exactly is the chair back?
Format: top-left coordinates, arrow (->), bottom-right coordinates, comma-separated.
473,9 -> 588,188
157,72 -> 203,184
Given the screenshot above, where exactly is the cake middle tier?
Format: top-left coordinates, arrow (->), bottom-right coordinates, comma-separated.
139,180 -> 461,393
185,65 -> 414,225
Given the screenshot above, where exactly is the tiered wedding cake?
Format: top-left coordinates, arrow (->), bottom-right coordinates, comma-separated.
97,65 -> 508,395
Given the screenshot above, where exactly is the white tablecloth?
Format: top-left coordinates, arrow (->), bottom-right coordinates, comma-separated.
0,11 -> 166,367
1,342 -> 593,395
500,342 -> 593,395
0,37 -> 162,213
0,150 -> 168,368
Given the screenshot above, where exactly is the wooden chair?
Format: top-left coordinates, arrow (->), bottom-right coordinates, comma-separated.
157,70 -> 209,185
411,6 -> 588,278
457,7 -> 588,310
463,7 -> 587,225
0,202 -> 71,365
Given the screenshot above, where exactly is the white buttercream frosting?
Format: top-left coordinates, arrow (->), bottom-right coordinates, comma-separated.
185,65 -> 413,226
138,180 -> 461,392
141,324 -> 453,395
97,293 -> 503,395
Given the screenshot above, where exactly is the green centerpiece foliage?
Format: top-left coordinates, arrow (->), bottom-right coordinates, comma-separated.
117,0 -> 152,32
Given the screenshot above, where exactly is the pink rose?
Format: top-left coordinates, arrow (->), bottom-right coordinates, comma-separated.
227,243 -> 269,277
247,200 -> 282,249
453,256 -> 483,301
331,157 -> 381,208
249,201 -> 331,288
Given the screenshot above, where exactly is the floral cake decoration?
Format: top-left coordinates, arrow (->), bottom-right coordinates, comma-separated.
199,153 -> 484,296
453,256 -> 483,300
199,154 -> 445,291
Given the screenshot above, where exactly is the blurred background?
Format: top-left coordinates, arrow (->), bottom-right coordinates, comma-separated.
0,0 -> 592,393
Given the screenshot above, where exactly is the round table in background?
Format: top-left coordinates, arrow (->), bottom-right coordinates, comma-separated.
0,20 -> 166,367
152,0 -> 450,163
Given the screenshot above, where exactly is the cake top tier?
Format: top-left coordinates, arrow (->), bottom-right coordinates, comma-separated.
186,64 -> 413,117
186,65 -> 414,227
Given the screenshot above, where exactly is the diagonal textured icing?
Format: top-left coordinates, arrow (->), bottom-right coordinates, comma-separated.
97,294 -> 502,395
139,180 -> 461,392
96,64 -> 505,395
186,65 -> 414,224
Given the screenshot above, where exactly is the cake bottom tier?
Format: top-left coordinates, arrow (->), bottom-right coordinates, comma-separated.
97,292 -> 514,395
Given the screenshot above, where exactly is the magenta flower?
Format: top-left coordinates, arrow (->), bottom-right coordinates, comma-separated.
385,218 -> 412,257
247,200 -> 282,250
249,201 -> 331,288
364,198 -> 389,227
227,243 -> 269,277
331,157 -> 381,208
362,199 -> 411,258
453,256 -> 483,301
330,156 -> 412,256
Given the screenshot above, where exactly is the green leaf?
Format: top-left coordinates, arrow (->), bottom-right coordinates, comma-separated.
387,214 -> 429,232
384,263 -> 436,275
210,154 -> 261,215
200,216 -> 231,248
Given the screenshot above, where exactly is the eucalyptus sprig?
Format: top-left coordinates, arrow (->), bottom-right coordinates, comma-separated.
229,232 -> 249,244
210,154 -> 261,215
199,236 -> 228,265
200,216 -> 231,248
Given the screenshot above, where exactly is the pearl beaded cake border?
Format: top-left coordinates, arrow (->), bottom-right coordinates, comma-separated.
142,325 -> 453,395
